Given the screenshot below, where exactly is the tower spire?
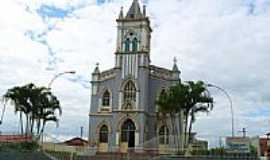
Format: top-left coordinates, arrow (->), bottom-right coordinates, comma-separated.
126,0 -> 143,18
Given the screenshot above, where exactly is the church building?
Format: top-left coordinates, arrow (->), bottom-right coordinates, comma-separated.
89,0 -> 181,153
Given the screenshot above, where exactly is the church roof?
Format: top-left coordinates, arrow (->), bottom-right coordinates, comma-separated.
126,0 -> 143,19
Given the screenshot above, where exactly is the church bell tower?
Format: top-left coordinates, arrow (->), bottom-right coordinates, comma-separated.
115,0 -> 152,79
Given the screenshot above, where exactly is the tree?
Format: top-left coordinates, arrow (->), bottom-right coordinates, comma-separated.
156,81 -> 214,151
184,81 -> 213,146
156,88 -> 179,148
2,83 -> 61,137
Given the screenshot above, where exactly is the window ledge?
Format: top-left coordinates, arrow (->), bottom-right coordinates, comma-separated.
99,107 -> 112,112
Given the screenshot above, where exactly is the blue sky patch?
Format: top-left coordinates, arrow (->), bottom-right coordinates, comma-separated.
245,107 -> 270,117
97,0 -> 115,5
243,0 -> 256,15
37,5 -> 74,19
97,0 -> 148,5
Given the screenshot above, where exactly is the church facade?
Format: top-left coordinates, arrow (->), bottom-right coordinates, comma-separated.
89,0 -> 181,153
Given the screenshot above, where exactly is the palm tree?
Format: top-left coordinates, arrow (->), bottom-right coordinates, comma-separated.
2,83 -> 61,137
156,89 -> 178,148
156,86 -> 186,150
156,81 -> 214,151
183,81 -> 213,147
3,85 -> 29,134
38,90 -> 61,137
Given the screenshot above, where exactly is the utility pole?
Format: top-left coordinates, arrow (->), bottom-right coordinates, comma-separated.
219,136 -> 223,148
80,126 -> 83,138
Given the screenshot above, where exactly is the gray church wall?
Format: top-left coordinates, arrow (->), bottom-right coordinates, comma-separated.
137,67 -> 149,111
89,115 -> 113,144
148,77 -> 175,113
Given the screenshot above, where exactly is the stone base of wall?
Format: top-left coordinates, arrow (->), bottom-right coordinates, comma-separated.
74,153 -> 259,160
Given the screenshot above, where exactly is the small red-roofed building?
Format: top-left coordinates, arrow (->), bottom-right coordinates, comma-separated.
63,137 -> 88,147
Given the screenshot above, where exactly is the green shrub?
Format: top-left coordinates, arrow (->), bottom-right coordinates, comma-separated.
20,141 -> 39,151
191,149 -> 210,155
209,147 -> 225,155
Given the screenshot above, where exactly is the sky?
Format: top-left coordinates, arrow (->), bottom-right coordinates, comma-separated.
0,0 -> 270,147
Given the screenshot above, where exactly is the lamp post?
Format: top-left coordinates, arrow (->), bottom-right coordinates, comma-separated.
207,83 -> 235,137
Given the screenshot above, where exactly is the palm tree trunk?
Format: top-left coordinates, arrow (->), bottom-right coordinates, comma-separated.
178,111 -> 184,150
172,112 -> 180,152
37,119 -> 41,135
25,114 -> 30,136
184,112 -> 189,149
170,113 -> 177,149
39,120 -> 46,142
40,120 -> 46,136
188,115 -> 193,145
30,117 -> 34,135
19,112 -> 24,135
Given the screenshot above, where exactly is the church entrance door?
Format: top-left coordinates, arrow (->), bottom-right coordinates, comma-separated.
121,119 -> 136,150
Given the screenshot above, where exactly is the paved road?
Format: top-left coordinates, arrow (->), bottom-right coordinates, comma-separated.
0,151 -> 51,160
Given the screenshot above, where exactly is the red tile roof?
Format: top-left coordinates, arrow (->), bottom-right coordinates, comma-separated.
0,135 -> 32,142
63,137 -> 88,146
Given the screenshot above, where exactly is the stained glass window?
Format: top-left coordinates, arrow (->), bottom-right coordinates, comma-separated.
123,81 -> 136,103
102,90 -> 110,106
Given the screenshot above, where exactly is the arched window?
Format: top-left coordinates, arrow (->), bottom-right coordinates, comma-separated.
123,81 -> 136,103
132,38 -> 138,52
124,38 -> 130,52
99,125 -> 108,143
102,90 -> 110,106
159,125 -> 169,145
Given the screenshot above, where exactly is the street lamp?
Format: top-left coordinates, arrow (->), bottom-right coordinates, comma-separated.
207,83 -> 235,137
48,71 -> 76,88
42,70 -> 76,144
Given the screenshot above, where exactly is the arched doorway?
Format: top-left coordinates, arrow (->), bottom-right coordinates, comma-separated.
121,119 -> 136,148
98,125 -> 109,152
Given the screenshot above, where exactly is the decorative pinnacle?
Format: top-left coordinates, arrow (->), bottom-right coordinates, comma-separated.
173,57 -> 177,64
172,57 -> 180,72
119,6 -> 124,18
93,62 -> 100,74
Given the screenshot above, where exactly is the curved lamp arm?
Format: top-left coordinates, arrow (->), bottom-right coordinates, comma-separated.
48,71 -> 76,89
207,83 -> 235,137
